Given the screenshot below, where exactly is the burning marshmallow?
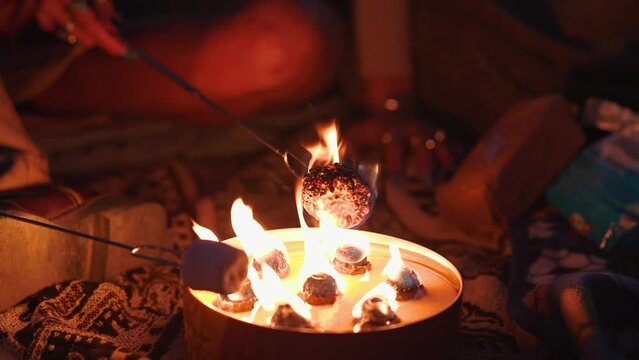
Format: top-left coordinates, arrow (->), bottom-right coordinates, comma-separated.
214,278 -> 258,313
332,243 -> 372,275
302,163 -> 373,229
180,220 -> 249,294
352,283 -> 400,332
231,198 -> 291,278
301,121 -> 375,229
248,264 -> 314,330
383,245 -> 425,301
300,273 -> 339,305
271,304 -> 314,329
252,249 -> 290,278
181,239 -> 249,295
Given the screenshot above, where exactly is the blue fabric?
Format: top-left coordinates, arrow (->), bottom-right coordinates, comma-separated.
509,208 -> 639,359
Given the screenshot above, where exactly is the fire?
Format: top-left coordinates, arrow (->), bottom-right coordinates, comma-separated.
295,178 -> 347,292
230,198 -> 289,268
248,265 -> 311,321
382,244 -> 404,281
298,229 -> 347,293
351,282 -> 398,332
352,283 -> 398,318
305,120 -> 345,169
301,120 -> 378,230
383,243 -> 421,284
295,167 -> 372,288
191,220 -> 219,241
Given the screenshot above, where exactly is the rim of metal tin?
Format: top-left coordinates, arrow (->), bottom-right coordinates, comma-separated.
188,228 -> 463,335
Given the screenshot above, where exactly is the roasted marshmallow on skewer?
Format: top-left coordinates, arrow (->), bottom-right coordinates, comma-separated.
181,239 -> 249,295
383,244 -> 425,301
302,163 -> 373,229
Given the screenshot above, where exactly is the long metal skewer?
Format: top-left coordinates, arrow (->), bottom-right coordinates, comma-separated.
0,211 -> 181,266
124,43 -> 308,173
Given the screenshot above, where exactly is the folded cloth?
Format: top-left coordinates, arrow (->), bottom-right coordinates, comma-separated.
509,208 -> 639,359
0,266 -> 183,359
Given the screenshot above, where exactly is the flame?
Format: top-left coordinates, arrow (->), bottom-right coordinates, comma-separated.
383,244 -> 421,285
230,198 -> 288,265
191,220 -> 219,241
248,265 -> 311,320
295,172 -> 371,289
305,120 -> 345,169
358,271 -> 370,282
298,231 -> 347,293
351,282 -> 398,319
295,179 -> 347,291
227,293 -> 243,301
382,244 -> 404,281
295,178 -> 310,228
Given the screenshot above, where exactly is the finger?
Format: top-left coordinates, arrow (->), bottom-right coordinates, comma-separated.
71,5 -> 127,56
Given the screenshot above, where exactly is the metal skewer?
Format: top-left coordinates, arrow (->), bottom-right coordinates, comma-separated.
124,43 -> 309,175
0,211 -> 181,266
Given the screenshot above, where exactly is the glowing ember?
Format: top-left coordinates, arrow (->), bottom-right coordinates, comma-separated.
192,220 -> 219,241
383,244 -> 425,301
301,121 -> 374,229
352,282 -> 400,332
231,198 -> 290,278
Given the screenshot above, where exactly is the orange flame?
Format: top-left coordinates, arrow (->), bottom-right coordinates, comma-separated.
382,244 -> 419,283
191,220 -> 219,241
248,264 -> 311,320
230,198 -> 288,265
305,120 -> 345,169
382,244 -> 403,281
295,171 -> 372,287
294,178 -> 347,291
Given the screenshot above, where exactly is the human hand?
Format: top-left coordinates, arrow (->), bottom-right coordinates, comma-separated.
36,0 -> 127,56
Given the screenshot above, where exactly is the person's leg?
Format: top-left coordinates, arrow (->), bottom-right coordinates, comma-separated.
0,78 -> 49,191
33,0 -> 343,123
